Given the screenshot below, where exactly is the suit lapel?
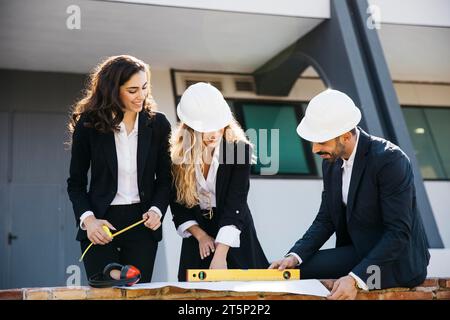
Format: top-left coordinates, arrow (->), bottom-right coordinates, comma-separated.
101,130 -> 118,182
331,159 -> 344,225
215,165 -> 226,207
346,128 -> 371,222
215,139 -> 229,207
137,111 -> 153,188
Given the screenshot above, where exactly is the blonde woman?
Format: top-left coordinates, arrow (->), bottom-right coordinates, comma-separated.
170,82 -> 268,281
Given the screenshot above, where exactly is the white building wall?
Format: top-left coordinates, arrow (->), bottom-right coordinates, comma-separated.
110,0 -> 331,19
369,0 -> 450,27
425,182 -> 450,249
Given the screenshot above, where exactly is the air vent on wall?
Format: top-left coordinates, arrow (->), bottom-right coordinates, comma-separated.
234,79 -> 255,92
185,79 -> 223,92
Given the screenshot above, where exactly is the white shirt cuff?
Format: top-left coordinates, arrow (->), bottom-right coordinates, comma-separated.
79,211 -> 94,230
149,206 -> 163,219
215,225 -> 241,248
177,220 -> 199,238
349,272 -> 369,291
286,252 -> 302,266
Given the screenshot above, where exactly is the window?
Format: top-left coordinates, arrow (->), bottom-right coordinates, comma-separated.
402,106 -> 450,179
233,101 -> 317,176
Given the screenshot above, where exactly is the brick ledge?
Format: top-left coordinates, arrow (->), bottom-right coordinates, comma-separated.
1,278 -> 449,300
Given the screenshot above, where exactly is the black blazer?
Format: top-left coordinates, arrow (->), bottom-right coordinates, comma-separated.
170,141 -> 254,233
67,111 -> 171,241
289,128 -> 430,288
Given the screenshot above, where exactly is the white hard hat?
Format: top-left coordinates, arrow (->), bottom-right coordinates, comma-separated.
296,89 -> 362,143
177,82 -> 233,132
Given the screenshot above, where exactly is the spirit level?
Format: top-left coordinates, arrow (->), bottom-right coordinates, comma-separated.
187,269 -> 300,282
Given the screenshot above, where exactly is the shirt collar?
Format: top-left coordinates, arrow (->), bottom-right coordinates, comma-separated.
134,114 -> 139,132
195,139 -> 222,188
119,114 -> 139,135
341,128 -> 360,169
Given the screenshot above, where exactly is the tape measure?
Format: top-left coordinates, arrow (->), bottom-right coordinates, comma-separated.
187,269 -> 300,282
79,219 -> 146,262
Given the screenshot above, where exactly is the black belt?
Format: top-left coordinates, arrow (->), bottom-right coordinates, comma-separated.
108,203 -> 142,213
110,203 -> 141,208
200,208 -> 216,220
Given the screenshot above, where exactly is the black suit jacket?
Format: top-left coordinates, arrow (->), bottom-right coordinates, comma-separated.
290,128 -> 430,288
67,111 -> 171,241
170,141 -> 254,232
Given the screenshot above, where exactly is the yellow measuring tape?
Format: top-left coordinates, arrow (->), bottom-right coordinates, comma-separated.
79,219 -> 146,262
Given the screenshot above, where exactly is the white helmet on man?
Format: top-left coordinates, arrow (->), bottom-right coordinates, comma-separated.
177,82 -> 233,132
296,89 -> 361,143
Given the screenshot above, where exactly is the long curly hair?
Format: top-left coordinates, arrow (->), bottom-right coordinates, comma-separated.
170,119 -> 255,208
68,55 -> 156,134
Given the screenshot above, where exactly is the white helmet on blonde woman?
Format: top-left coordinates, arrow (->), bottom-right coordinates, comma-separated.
177,82 -> 233,132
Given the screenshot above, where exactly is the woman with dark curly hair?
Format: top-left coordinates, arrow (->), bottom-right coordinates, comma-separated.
67,55 -> 171,283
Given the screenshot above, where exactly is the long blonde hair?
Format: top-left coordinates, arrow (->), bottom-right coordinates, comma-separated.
170,118 -> 253,208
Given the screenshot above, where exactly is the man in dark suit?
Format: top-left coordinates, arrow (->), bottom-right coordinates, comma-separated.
270,89 -> 430,300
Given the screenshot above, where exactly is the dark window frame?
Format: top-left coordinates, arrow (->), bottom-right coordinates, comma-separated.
231,99 -> 319,179
402,104 -> 450,181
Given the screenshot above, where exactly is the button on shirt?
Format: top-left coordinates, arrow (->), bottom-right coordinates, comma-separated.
79,118 -> 162,230
177,142 -> 241,248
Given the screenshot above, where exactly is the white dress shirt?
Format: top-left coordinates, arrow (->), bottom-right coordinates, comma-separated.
287,128 -> 368,290
177,142 -> 241,248
80,117 -> 161,230
341,128 -> 360,205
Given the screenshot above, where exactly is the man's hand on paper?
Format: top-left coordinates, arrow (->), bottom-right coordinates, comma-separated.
327,275 -> 358,300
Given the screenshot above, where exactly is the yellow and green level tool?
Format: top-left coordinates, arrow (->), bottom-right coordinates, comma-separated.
187,269 -> 300,282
